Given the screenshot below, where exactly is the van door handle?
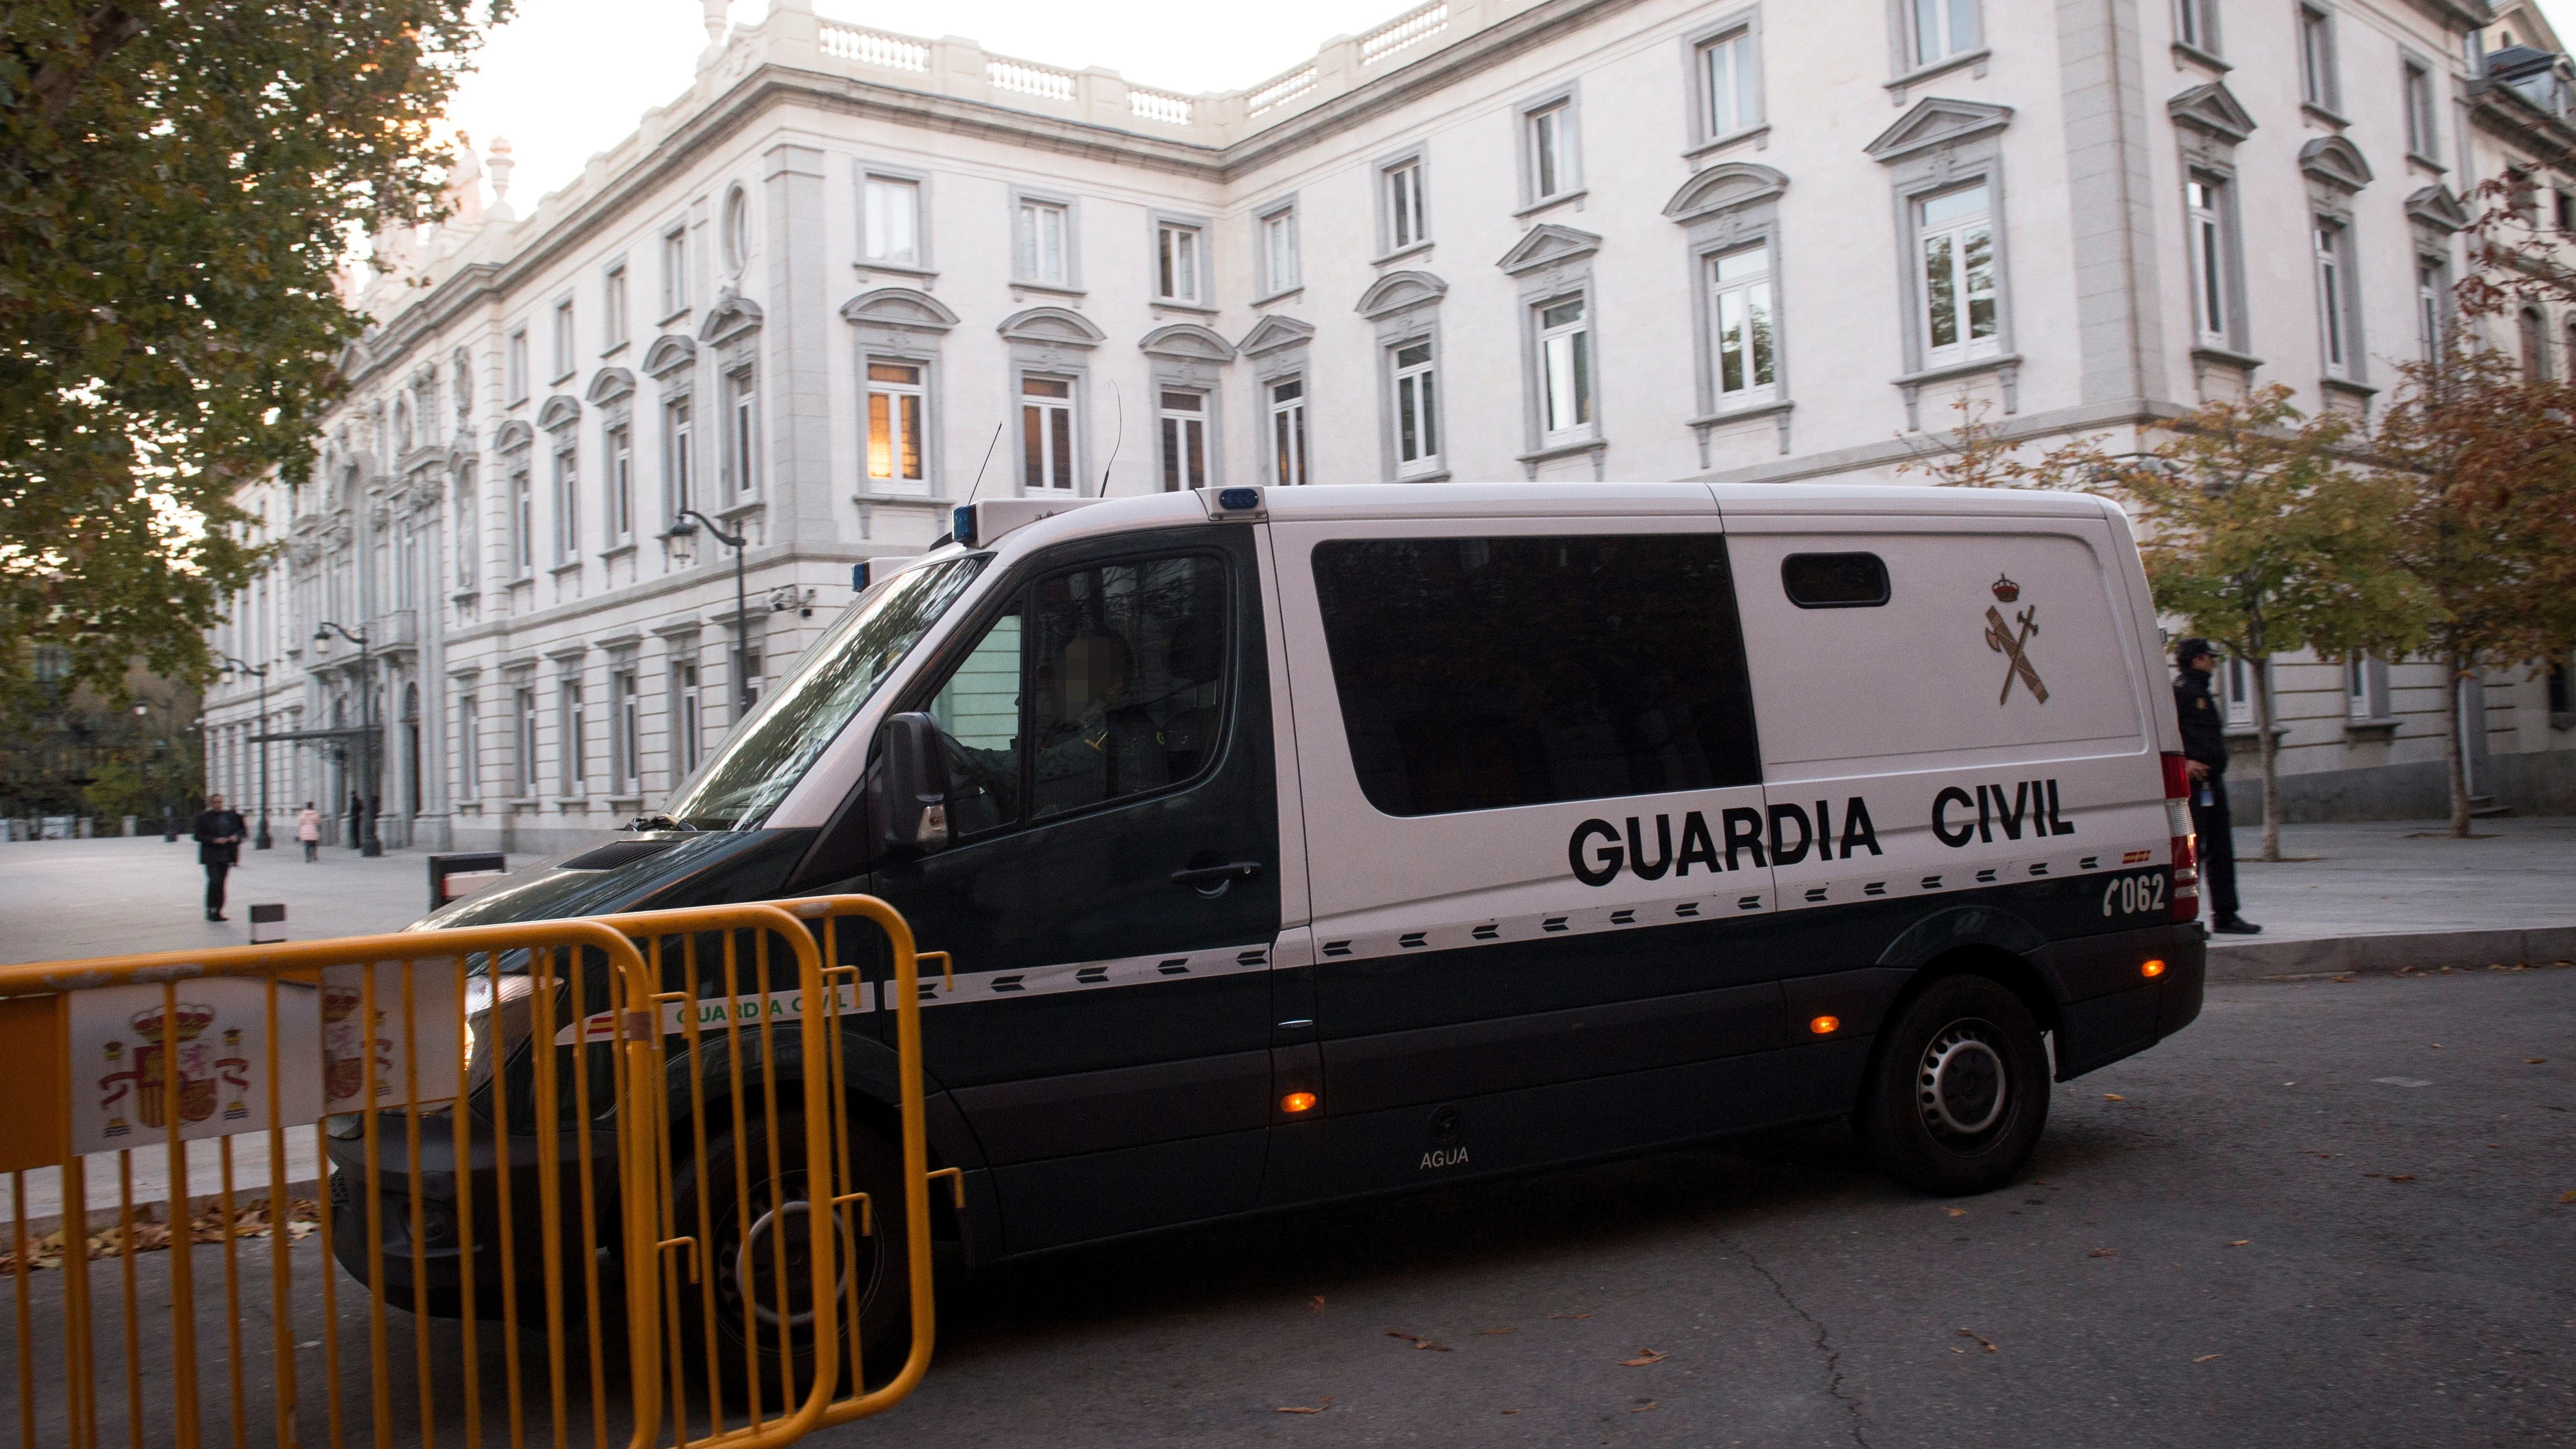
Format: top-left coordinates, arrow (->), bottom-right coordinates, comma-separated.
1169,861 -> 1264,888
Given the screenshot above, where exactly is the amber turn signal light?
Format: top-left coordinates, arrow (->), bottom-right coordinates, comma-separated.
1809,1014 -> 1840,1036
2141,959 -> 2167,979
1281,1092 -> 1317,1113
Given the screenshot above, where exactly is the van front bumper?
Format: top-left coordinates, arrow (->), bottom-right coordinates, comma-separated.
2034,921 -> 2206,1081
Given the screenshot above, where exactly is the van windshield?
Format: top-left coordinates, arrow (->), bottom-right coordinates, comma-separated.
663,556 -> 988,829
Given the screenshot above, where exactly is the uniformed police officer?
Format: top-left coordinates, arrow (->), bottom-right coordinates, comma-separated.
2172,639 -> 2259,935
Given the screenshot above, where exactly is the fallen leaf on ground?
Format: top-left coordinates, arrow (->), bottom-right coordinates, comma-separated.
1501,1409 -> 1520,1415
2558,1190 -> 2575,1203
2227,1240 -> 2251,1247
1276,1400 -> 1330,1414
1549,1313 -> 1593,1320
1629,1401 -> 1658,1414
1956,1329 -> 1998,1353
2103,1093 -> 2125,1101
1386,1331 -> 1451,1351
1621,1349 -> 1667,1367
1947,1207 -> 1967,1217
1478,1327 -> 1516,1336
2529,1059 -> 2548,1065
2089,1248 -> 2118,1258
1950,1346 -> 1967,1354
2388,1174 -> 2417,1182
1308,1295 -> 1325,1312
2193,1354 -> 2222,1364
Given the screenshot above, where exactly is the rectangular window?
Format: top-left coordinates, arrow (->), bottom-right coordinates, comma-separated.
675,661 -> 703,774
924,602 -> 1025,837
1912,0 -> 1979,67
1310,534 -> 1762,816
2176,0 -> 2216,53
1260,206 -> 1300,295
2187,177 -> 2229,345
867,360 -> 927,486
552,447 -> 580,560
743,649 -> 762,712
458,694 -> 480,801
515,686 -> 539,797
1538,296 -> 1593,438
1528,101 -> 1575,201
1156,221 -> 1203,303
606,424 -> 633,543
1024,556 -> 1227,820
1393,340 -> 1440,477
509,468 -> 533,576
1270,377 -> 1309,487
1016,199 -> 1069,285
2345,654 -> 2388,721
603,264 -> 628,350
561,680 -> 586,793
2298,6 -> 2337,110
1022,376 -> 1076,492
551,299 -> 575,380
665,398 -> 695,521
2315,220 -> 2352,374
455,477 -> 478,587
661,225 -> 689,315
1918,182 -> 2001,363
1159,390 -> 1208,492
1709,243 -> 1777,406
1385,159 -> 1427,251
2222,654 -> 2252,725
1702,29 -> 1758,139
863,174 -> 921,266
615,669 -> 641,792
506,330 -> 529,403
2404,60 -> 2437,156
2417,259 -> 2447,361
725,368 -> 758,497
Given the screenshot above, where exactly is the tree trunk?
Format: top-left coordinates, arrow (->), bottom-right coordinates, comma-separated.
2445,653 -> 2473,838
2253,654 -> 2282,862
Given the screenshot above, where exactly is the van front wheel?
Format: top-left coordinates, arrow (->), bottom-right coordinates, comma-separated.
1859,975 -> 2050,1196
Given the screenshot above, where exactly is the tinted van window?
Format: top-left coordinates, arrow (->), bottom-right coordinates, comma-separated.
1312,534 -> 1762,816
1781,552 -> 1890,608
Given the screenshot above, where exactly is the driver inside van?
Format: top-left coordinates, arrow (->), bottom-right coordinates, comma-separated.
1031,631 -> 1170,815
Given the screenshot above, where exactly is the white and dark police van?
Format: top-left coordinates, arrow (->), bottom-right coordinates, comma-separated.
357,481 -> 2205,1360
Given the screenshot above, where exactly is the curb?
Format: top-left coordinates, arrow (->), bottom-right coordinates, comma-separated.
2208,924 -> 2576,982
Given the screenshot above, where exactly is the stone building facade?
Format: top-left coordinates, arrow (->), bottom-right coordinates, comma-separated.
200,0 -> 2576,854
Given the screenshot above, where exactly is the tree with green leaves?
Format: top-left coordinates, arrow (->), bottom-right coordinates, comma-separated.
1,1 -> 505,712
2368,345 -> 2576,838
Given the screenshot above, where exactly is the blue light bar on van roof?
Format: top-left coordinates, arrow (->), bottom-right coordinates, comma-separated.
1216,487 -> 1261,513
951,504 -> 978,547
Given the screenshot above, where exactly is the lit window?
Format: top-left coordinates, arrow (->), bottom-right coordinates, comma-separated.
1022,376 -> 1075,491
1270,377 -> 1308,487
1393,340 -> 1440,477
1537,296 -> 1593,438
1709,243 -> 1776,406
1160,390 -> 1208,491
863,175 -> 921,266
1016,199 -> 1070,284
867,361 -> 926,485
1918,183 -> 2001,363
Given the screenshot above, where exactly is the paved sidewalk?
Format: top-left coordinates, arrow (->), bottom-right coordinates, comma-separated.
2213,816 -> 2576,978
0,834 -> 531,966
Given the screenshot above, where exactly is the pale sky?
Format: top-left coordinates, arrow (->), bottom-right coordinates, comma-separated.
442,0 -> 1424,211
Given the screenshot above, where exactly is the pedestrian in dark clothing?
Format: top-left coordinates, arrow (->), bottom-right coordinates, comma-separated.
2172,639 -> 2259,934
347,792 -> 364,850
193,793 -> 248,922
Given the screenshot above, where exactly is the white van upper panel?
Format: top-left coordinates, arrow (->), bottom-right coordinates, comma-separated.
1261,482 -> 1717,521
1711,483 -> 2128,522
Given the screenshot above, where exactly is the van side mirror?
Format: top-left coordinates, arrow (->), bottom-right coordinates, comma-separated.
878,712 -> 951,855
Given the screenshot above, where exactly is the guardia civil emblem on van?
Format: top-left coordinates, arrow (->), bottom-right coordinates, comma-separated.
1984,573 -> 2048,705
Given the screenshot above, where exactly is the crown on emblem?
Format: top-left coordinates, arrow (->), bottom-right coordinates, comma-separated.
1990,573 -> 2021,603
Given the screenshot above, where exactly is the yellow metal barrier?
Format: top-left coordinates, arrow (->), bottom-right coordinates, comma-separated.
0,893 -> 937,1449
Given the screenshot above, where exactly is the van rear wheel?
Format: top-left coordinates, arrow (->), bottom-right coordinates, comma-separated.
1859,975 -> 2049,1196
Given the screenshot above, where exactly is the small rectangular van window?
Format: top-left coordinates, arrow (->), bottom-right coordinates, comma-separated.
1313,534 -> 1761,816
1781,553 -> 1890,608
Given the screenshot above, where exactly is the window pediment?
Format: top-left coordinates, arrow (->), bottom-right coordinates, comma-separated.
1238,314 -> 1315,357
1139,322 -> 1236,362
585,367 -> 636,406
493,419 -> 535,454
840,287 -> 960,333
1663,163 -> 1790,223
2406,183 -> 2472,233
2299,135 -> 2374,191
1495,223 -> 1603,276
535,394 -> 582,432
640,333 -> 697,379
996,305 -> 1106,349
1865,97 -> 2014,163
2168,81 -> 2257,142
698,292 -> 764,346
1355,269 -> 1449,320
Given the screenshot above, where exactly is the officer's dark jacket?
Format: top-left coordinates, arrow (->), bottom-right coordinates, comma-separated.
193,809 -> 247,866
2173,668 -> 2227,774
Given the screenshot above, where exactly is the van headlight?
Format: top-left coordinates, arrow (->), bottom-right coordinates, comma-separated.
463,973 -> 537,1093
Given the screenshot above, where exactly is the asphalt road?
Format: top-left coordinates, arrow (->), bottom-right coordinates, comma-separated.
4,966 -> 2569,1448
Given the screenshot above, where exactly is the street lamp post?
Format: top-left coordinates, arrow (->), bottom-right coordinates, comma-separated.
314,621 -> 380,857
671,508 -> 754,715
219,656 -> 274,850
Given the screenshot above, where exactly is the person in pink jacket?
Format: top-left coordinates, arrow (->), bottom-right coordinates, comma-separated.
296,801 -> 322,862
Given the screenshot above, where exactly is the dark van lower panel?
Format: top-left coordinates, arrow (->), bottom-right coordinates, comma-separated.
2035,922 -> 2206,1080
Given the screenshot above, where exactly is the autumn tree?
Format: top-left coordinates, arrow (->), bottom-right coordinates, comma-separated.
0,1 -> 506,710
2368,345 -> 2576,837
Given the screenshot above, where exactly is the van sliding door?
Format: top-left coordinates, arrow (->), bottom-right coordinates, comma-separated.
1272,517 -> 1790,1197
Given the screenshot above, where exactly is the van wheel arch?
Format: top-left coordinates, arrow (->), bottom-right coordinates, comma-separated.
1861,947 -> 2061,1119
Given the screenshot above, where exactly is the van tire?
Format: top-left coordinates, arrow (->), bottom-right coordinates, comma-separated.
1859,975 -> 2049,1196
668,1110 -> 912,1401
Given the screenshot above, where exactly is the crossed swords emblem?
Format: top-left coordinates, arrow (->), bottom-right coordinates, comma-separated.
1985,604 -> 2049,705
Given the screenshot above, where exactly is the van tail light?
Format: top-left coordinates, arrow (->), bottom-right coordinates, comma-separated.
2162,751 -> 2201,924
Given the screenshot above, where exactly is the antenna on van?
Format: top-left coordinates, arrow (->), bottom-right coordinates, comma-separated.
961,420 -> 1003,509
1100,380 -> 1122,495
